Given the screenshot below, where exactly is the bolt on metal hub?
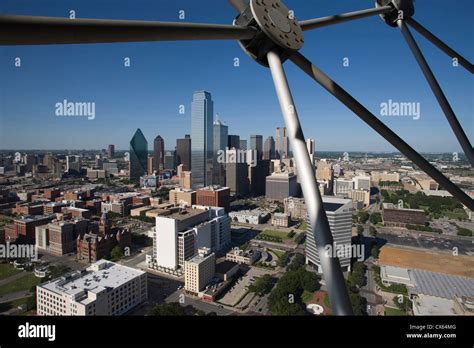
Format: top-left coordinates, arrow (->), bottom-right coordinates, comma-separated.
251,0 -> 304,50
234,0 -> 304,67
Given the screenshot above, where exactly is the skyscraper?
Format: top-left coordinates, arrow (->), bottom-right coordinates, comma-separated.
129,129 -> 148,180
306,138 -> 315,166
214,119 -> 228,186
176,135 -> 191,171
191,91 -> 214,188
305,197 -> 353,273
107,145 -> 115,159
276,127 -> 289,159
227,135 -> 240,149
213,120 -> 228,154
263,136 -> 276,160
239,139 -> 247,150
250,135 -> 263,160
153,135 -> 164,173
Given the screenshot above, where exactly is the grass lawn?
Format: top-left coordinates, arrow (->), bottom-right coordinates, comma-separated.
0,273 -> 41,297
298,220 -> 307,231
260,230 -> 290,240
302,290 -> 314,304
270,249 -> 285,259
384,306 -> 407,316
0,263 -> 21,280
443,209 -> 468,220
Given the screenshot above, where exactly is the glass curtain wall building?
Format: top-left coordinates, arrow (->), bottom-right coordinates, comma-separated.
129,128 -> 148,180
191,91 -> 214,188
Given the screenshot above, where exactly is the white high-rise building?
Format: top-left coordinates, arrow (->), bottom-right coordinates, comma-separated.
149,206 -> 230,271
37,260 -> 147,316
306,196 -> 353,273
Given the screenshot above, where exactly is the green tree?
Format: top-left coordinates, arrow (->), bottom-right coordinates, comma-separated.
110,246 -> 124,261
148,303 -> 186,316
369,213 -> 382,225
349,262 -> 366,288
371,245 -> 380,259
249,274 -> 274,295
288,253 -> 305,272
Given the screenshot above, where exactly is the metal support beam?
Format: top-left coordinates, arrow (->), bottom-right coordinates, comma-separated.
405,17 -> 474,74
398,20 -> 474,167
228,0 -> 249,13
289,51 -> 474,211
299,6 -> 393,31
0,15 -> 257,45
267,50 -> 353,316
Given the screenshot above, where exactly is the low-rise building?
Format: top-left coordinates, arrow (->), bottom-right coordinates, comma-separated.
271,213 -> 291,227
228,209 -> 270,225
37,260 -> 147,316
225,247 -> 260,265
184,247 -> 215,295
382,203 -> 427,227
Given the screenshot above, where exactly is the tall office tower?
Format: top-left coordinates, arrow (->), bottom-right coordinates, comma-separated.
276,127 -> 289,159
227,135 -> 240,149
153,135 -> 164,173
66,155 -> 81,173
239,139 -> 247,150
164,151 -> 175,170
250,135 -> 263,160
191,91 -> 214,189
305,197 -> 353,273
107,144 -> 115,159
306,138 -> 315,166
129,128 -> 148,181
42,152 -> 54,170
263,136 -> 276,160
214,119 -> 228,186
24,154 -> 36,171
226,162 -> 249,196
248,160 -> 270,196
147,156 -> 154,175
213,120 -> 228,154
176,135 -> 191,171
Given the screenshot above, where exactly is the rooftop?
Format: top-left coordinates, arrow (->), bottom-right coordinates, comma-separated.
40,260 -> 144,302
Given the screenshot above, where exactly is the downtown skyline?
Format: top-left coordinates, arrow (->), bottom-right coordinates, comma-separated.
0,0 -> 473,153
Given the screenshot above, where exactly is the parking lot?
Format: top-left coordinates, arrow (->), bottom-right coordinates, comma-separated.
218,267 -> 275,307
378,232 -> 474,255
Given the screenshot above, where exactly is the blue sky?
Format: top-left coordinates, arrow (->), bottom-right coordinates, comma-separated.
0,0 -> 472,152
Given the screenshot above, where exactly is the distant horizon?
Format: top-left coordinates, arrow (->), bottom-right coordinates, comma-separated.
0,148 -> 469,157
